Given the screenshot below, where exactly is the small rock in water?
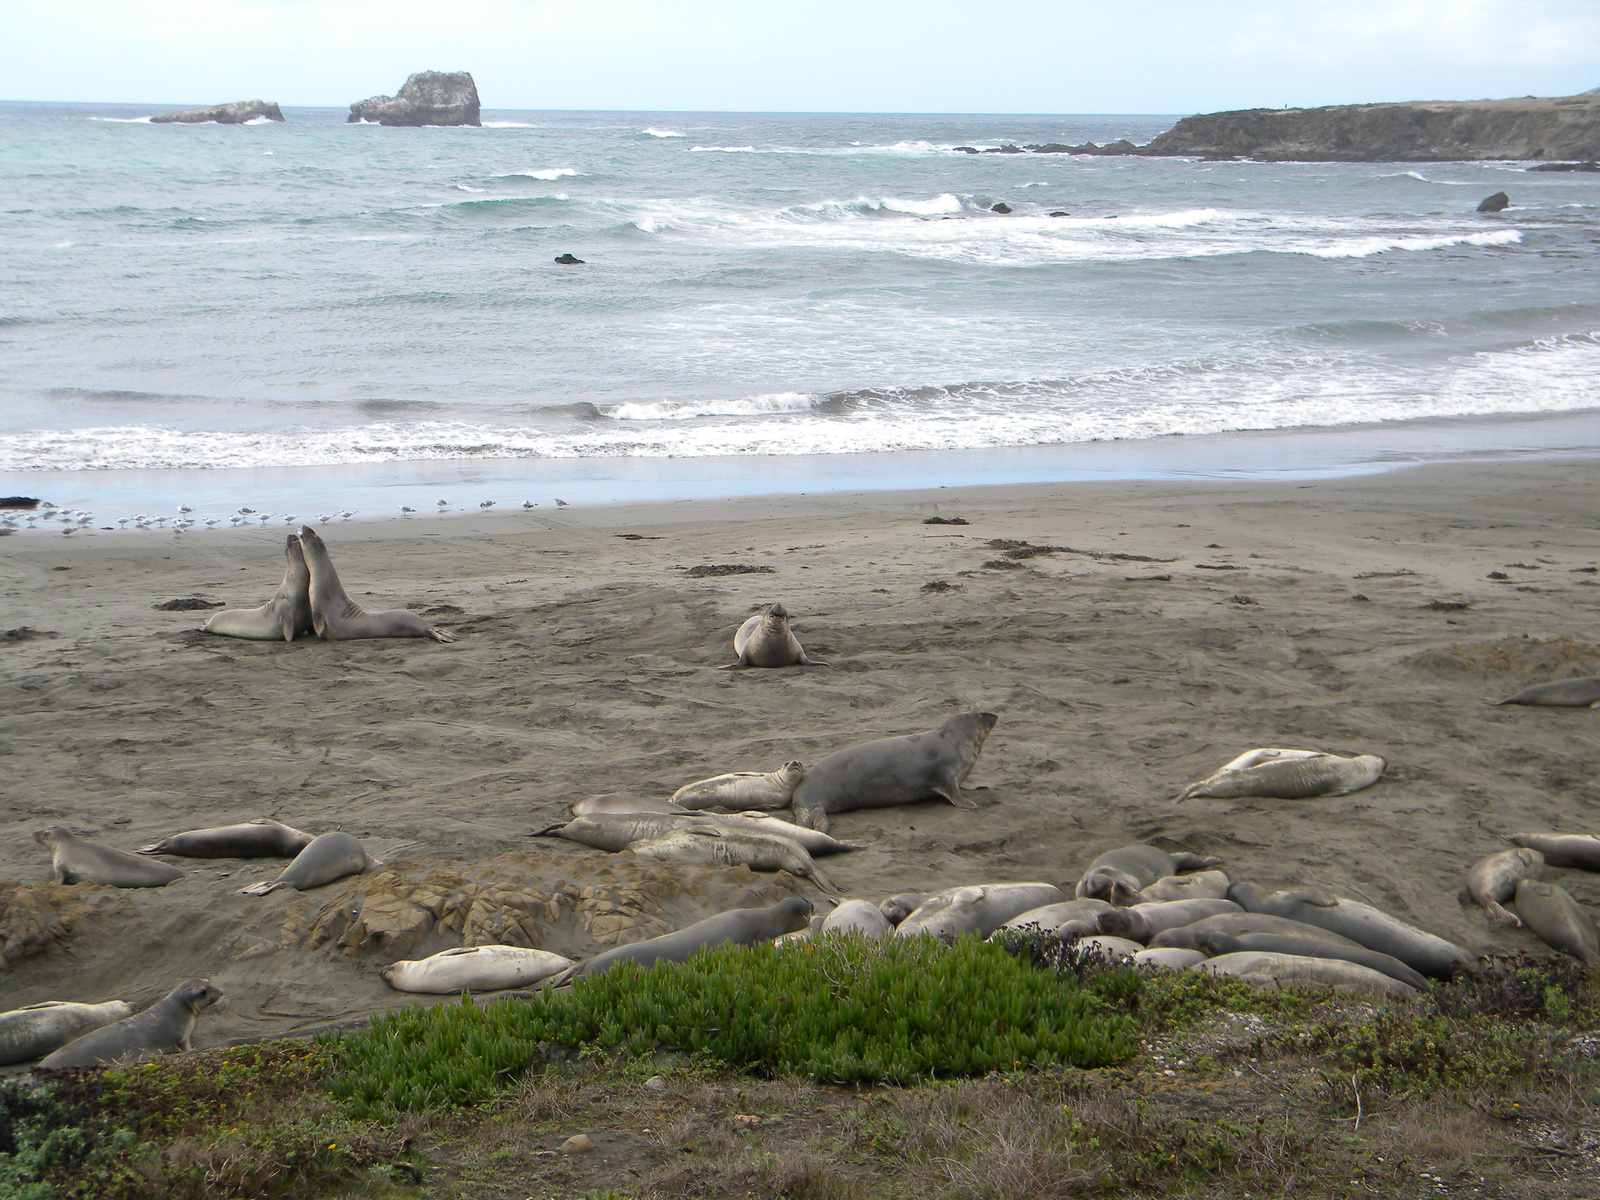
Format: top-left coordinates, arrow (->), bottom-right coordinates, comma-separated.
990,202 -> 1013,214
554,253 -> 585,264
1477,191 -> 1510,213
559,1133 -> 593,1154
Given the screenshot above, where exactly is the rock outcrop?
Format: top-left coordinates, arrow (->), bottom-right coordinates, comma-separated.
348,71 -> 481,127
1477,192 -> 1511,213
151,100 -> 284,125
0,882 -> 134,969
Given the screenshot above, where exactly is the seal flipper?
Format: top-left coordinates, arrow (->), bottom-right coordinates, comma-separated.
1484,900 -> 1523,928
795,651 -> 829,666
235,880 -> 282,896
791,805 -> 829,833
1170,852 -> 1223,873
1279,888 -> 1340,907
934,783 -> 979,811
808,864 -> 841,895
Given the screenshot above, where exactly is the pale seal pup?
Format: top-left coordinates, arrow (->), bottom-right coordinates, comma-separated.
722,603 -> 825,668
35,826 -> 184,888
1176,752 -> 1385,801
540,811 -> 856,858
1192,931 -> 1428,990
1514,879 -> 1600,965
1076,934 -> 1143,960
381,946 -> 574,994
1133,947 -> 1206,970
236,831 -> 379,895
1506,832 -> 1600,871
547,897 -> 814,985
1463,848 -> 1543,927
1075,845 -> 1221,907
819,899 -> 892,940
0,1000 -> 134,1066
1229,883 -> 1471,980
996,898 -> 1112,938
1137,870 -> 1231,903
36,979 -> 221,1070
626,826 -> 837,891
1149,913 -> 1368,952
790,711 -> 998,832
297,525 -> 455,642
672,762 -> 806,811
136,818 -> 313,859
1495,677 -> 1600,708
570,794 -> 692,817
201,534 -> 314,642
1095,898 -> 1242,944
879,893 -> 927,926
894,883 -> 1064,942
1196,952 -> 1416,999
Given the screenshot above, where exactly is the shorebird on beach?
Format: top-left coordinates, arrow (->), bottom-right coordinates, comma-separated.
400,505 -> 416,514
178,505 -> 193,515
238,507 -> 255,515
480,500 -> 495,510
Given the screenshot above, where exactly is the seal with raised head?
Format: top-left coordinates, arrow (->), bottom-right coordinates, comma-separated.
1464,848 -> 1543,927
722,603 -> 824,668
672,761 -> 806,811
1506,832 -> 1600,870
201,534 -> 314,642
1495,677 -> 1600,708
35,826 -> 184,888
36,979 -> 221,1070
136,818 -> 313,859
382,946 -> 574,993
1095,897 -> 1241,944
547,897 -> 814,985
1197,951 -> 1416,999
297,525 -> 455,642
0,1000 -> 134,1066
1192,930 -> 1428,990
790,711 -> 998,833
894,882 -> 1064,941
1515,879 -> 1600,965
1075,844 -> 1222,907
1137,870 -> 1231,903
236,831 -> 379,895
1177,751 -> 1385,801
819,899 -> 891,939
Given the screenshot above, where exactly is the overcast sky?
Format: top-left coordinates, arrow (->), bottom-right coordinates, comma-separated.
6,0 -> 1599,112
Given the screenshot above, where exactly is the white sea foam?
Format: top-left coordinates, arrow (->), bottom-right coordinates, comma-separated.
643,127 -> 684,137
605,392 -> 816,421
689,145 -> 758,153
481,121 -> 536,128
1290,229 -> 1522,259
87,116 -> 152,123
508,167 -> 580,181
451,183 -> 486,193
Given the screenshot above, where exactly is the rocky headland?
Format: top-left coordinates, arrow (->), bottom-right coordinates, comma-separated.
150,100 -> 284,125
348,71 -> 481,127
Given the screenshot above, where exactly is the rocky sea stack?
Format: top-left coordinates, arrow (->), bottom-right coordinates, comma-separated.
151,100 -> 284,125
348,71 -> 481,127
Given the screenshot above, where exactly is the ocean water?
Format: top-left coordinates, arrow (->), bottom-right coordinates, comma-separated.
1,103 -> 1597,523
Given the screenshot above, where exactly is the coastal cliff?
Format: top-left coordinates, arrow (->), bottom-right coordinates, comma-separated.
348,71 -> 480,127
151,100 -> 284,125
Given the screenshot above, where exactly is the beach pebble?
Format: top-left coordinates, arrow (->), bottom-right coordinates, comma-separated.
559,1133 -> 594,1154
643,1075 -> 668,1092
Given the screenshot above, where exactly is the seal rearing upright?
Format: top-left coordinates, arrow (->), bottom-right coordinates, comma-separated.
201,534 -> 314,642
722,603 -> 824,668
297,525 -> 455,642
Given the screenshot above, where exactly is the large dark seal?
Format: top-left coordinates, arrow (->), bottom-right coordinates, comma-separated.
547,897 -> 814,985
35,826 -> 184,888
722,603 -> 824,668
1074,844 -> 1221,906
136,818 -> 313,859
1495,677 -> 1600,708
201,534 -> 314,642
236,831 -> 379,895
297,526 -> 455,642
36,979 -> 221,1070
790,711 -> 997,832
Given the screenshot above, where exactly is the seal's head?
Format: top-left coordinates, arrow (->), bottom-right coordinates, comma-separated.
879,893 -> 926,925
765,602 -> 790,624
1095,907 -> 1152,942
32,825 -> 67,849
173,978 -> 223,1013
773,895 -> 815,933
1076,866 -> 1142,907
1191,931 -> 1242,957
939,710 -> 999,772
777,760 -> 806,787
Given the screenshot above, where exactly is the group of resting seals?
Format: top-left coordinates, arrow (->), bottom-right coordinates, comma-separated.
1463,835 -> 1600,964
202,526 -> 453,643
4,980 -> 221,1072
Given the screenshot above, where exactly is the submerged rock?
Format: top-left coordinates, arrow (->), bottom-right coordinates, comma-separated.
151,100 -> 284,125
348,71 -> 481,127
554,253 -> 585,264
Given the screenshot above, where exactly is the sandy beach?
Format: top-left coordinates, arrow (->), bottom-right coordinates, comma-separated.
2,457 -> 1598,1052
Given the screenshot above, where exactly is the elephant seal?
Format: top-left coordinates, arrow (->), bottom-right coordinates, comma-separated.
136,818 -> 313,859
700,812 -> 859,857
0,1000 -> 134,1066
236,831 -> 379,895
1514,879 -> 1600,965
570,795 -> 692,817
548,897 -> 814,985
790,711 -> 998,833
1150,913 -> 1366,952
1495,677 -> 1600,708
626,826 -> 837,891
1229,883 -> 1471,980
1075,845 -> 1222,907
297,526 -> 455,642
36,979 -> 221,1070
895,883 -> 1064,942
1506,832 -> 1600,871
541,811 -> 855,858
1137,870 -> 1231,904
879,893 -> 927,926
723,604 -> 825,668
1464,848 -> 1543,927
672,762 -> 806,811
1177,752 -> 1385,801
1196,952 -> 1416,999
1133,947 -> 1206,970
201,534 -> 314,642
1077,934 -> 1143,960
1192,931 -> 1428,990
382,946 -> 574,994
1095,898 -> 1241,944
996,898 -> 1111,938
819,899 -> 892,940
35,827 -> 184,888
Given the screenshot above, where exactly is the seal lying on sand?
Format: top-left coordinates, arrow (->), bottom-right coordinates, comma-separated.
35,826 -> 184,888
1075,845 -> 1222,907
1177,750 -> 1385,801
1495,677 -> 1600,708
722,603 -> 825,668
297,525 -> 455,642
1506,832 -> 1600,871
1464,848 -> 1543,927
790,711 -> 998,832
540,811 -> 855,858
894,883 -> 1064,941
879,893 -> 927,926
1137,870 -> 1230,903
201,534 -> 314,642
1229,882 -> 1470,980
1095,898 -> 1241,944
570,795 -> 692,817
1192,931 -> 1427,990
547,897 -> 814,985
1078,934 -> 1143,960
626,825 -> 838,891
236,831 -> 379,895
997,897 -> 1112,938
382,946 -> 574,993
37,979 -> 221,1070
136,818 -> 313,859
1134,947 -> 1205,970
820,899 -> 892,939
0,1000 -> 134,1066
1515,879 -> 1600,965
1150,913 -> 1368,951
672,761 -> 806,811
1197,952 -> 1416,999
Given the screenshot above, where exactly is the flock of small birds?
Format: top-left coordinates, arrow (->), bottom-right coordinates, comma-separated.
2,498 -> 571,535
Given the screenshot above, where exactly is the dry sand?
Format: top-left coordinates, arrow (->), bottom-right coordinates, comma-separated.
2,458 -> 1598,1053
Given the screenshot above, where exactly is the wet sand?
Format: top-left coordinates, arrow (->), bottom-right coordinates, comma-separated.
1,457 -> 1598,1050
